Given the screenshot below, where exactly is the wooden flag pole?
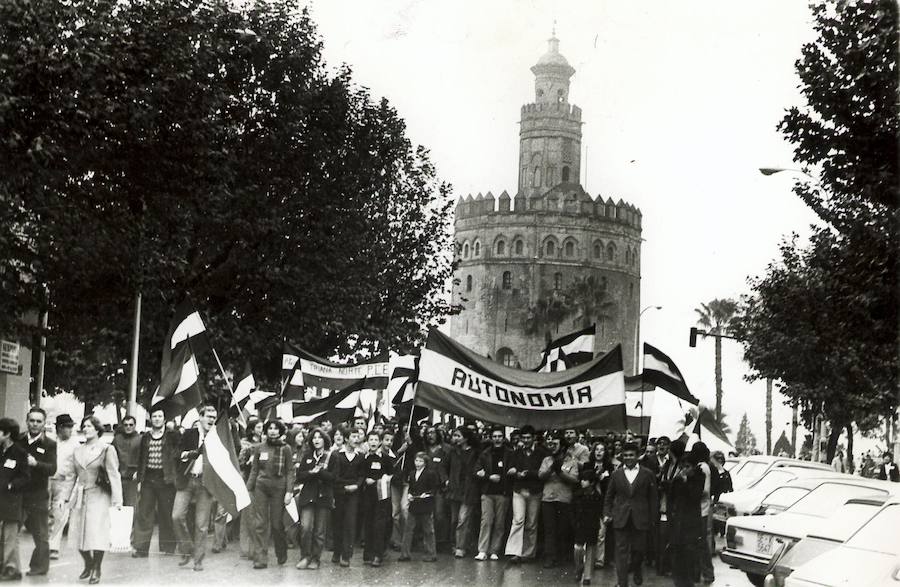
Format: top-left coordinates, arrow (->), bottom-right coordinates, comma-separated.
211,347 -> 247,427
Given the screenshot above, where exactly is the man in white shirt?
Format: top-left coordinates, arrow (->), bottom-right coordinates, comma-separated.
48,414 -> 78,559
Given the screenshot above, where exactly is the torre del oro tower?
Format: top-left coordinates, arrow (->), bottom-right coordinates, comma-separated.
449,34 -> 643,373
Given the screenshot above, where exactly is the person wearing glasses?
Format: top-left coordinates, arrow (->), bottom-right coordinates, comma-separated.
112,416 -> 142,508
15,407 -> 57,577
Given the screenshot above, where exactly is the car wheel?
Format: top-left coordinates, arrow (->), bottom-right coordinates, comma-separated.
745,572 -> 765,587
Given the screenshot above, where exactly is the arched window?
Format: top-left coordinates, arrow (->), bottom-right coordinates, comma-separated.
502,271 -> 512,290
554,272 -> 563,290
606,242 -> 616,262
564,241 -> 575,257
466,275 -> 473,292
625,248 -> 631,265
463,243 -> 470,258
496,347 -> 516,368
514,239 -> 524,255
545,240 -> 556,257
547,196 -> 558,210
474,241 -> 481,257
562,166 -> 570,182
593,242 -> 602,259
496,240 -> 505,255
533,166 -> 541,187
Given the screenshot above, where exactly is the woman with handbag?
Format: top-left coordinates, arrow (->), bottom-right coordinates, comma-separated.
66,416 -> 123,584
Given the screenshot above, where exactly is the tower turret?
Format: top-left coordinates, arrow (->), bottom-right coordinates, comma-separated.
518,35 -> 583,197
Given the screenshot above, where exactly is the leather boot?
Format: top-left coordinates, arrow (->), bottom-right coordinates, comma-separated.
89,550 -> 104,584
79,551 -> 93,580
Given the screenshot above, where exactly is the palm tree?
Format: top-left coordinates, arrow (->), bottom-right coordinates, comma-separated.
694,298 -> 738,421
566,275 -> 616,329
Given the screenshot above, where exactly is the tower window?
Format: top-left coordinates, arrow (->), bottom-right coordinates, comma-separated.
496,240 -> 505,255
474,241 -> 481,257
564,241 -> 575,257
533,166 -> 541,187
593,242 -> 602,259
554,272 -> 563,290
496,347 -> 516,367
514,239 -> 524,255
502,271 -> 512,290
557,89 -> 564,103
466,275 -> 473,292
606,243 -> 616,262
562,166 -> 570,182
463,243 -> 470,258
545,240 -> 556,256
625,249 -> 631,265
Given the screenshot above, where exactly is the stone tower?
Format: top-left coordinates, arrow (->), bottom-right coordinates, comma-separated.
449,35 -> 643,374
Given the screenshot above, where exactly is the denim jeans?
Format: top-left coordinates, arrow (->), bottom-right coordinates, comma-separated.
505,490 -> 541,558
477,495 -> 510,555
172,477 -> 214,562
401,512 -> 435,558
299,504 -> 329,562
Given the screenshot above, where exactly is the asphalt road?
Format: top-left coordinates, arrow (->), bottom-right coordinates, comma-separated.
19,535 -> 750,586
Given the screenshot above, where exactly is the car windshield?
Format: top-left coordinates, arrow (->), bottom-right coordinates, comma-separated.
845,504 -> 900,553
750,469 -> 797,494
732,460 -> 768,488
762,487 -> 809,509
788,484 -> 889,517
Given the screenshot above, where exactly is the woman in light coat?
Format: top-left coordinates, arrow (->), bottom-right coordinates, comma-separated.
66,416 -> 123,584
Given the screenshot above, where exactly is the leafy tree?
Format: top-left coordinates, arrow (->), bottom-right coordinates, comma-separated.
734,413 -> 757,456
694,298 -> 738,421
566,275 -> 616,330
0,0 -> 456,404
735,1 -> 898,462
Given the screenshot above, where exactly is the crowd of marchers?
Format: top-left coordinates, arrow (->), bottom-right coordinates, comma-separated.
3,405 -> 755,587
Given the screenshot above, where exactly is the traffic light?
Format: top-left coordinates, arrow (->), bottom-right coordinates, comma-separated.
689,327 -> 699,348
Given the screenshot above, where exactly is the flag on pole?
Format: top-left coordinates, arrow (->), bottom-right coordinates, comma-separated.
150,341 -> 204,421
534,324 -> 595,372
389,353 -> 419,406
281,343 -> 389,402
641,343 -> 700,405
417,329 -> 626,430
624,374 -> 654,434
289,378 -> 369,424
161,298 -> 211,379
691,407 -> 733,447
202,418 -> 251,517
229,363 -> 255,418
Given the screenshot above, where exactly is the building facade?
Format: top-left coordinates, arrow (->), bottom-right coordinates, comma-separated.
449,35 -> 643,373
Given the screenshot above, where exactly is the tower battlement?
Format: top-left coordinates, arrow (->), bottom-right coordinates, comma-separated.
454,191 -> 642,230
520,102 -> 582,120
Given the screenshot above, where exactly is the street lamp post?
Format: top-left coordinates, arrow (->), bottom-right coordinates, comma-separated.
634,305 -> 662,375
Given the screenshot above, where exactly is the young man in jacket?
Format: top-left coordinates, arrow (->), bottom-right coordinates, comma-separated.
474,426 -> 513,561
604,442 -> 658,587
504,425 -> 546,564
538,431 -> 579,569
112,416 -> 142,507
877,451 -> 899,482
447,426 -> 479,558
398,452 -> 439,562
0,417 -> 31,581
328,427 -> 366,567
15,407 -> 57,577
172,404 -> 217,571
132,409 -> 180,557
362,430 -> 394,567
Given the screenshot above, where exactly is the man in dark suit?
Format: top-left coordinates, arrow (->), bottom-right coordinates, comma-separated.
876,451 -> 899,482
171,405 -> 217,571
15,407 -> 57,577
132,408 -> 180,557
604,441 -> 658,587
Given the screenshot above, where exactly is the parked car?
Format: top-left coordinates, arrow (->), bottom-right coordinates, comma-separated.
720,477 -> 900,586
724,457 -> 741,471
762,494 -> 889,586
752,481 -> 821,516
713,468 -> 841,524
728,456 -> 832,492
784,497 -> 900,587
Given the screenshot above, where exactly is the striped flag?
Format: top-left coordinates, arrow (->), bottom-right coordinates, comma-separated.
624,374 -> 654,434
535,324 -> 595,372
417,329 -> 626,430
203,418 -> 251,517
642,343 -> 700,405
389,352 -> 419,406
229,363 -> 255,418
150,341 -> 204,421
289,377 -> 369,424
282,342 -> 389,402
688,407 -> 733,448
161,299 -> 211,380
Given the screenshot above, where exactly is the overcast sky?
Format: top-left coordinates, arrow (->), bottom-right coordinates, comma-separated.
307,0 -> 831,449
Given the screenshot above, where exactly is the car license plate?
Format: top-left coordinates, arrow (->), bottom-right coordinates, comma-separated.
756,533 -> 773,555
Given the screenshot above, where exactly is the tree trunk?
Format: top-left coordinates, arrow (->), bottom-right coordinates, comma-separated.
825,424 -> 842,463
765,378 -> 773,455
845,422 -> 854,474
791,403 -> 798,458
714,335 -> 723,421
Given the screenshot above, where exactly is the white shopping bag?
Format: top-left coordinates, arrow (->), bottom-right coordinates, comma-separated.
109,506 -> 133,553
285,498 -> 299,524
